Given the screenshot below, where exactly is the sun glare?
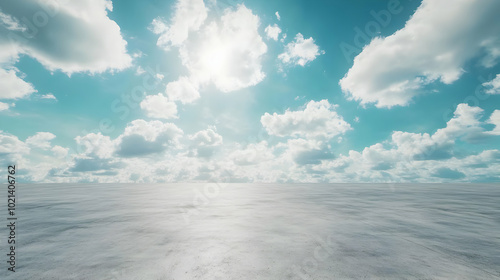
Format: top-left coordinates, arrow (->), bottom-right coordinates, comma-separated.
200,40 -> 230,78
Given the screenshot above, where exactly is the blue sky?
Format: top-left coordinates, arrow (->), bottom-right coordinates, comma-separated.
1,0 -> 500,183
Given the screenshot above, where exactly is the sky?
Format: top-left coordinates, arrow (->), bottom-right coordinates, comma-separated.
0,0 -> 499,183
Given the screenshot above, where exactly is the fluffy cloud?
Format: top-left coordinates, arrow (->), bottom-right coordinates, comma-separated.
388,104 -> 486,160
229,141 -> 274,166
0,131 -> 72,182
265,24 -> 281,41
488,110 -> 500,135
65,120 -> 184,178
40,93 -> 57,100
26,132 -> 56,149
283,138 -> 334,165
309,103 -> 500,182
75,133 -> 115,159
51,145 -> 69,158
154,2 -> 267,94
189,128 -> 223,158
165,76 -> 200,104
0,0 -> 131,74
278,33 -> 323,66
115,120 -> 183,157
140,94 -> 178,119
0,0 -> 131,103
0,68 -> 36,99
190,128 -> 223,147
151,0 -> 208,49
0,131 -> 30,156
340,0 -> 500,108
483,74 -> 500,95
179,4 -> 267,92
0,102 -> 9,111
261,100 -> 351,139
10,103 -> 500,183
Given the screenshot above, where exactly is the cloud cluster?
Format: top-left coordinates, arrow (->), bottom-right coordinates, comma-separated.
151,1 -> 267,100
312,103 -> 500,182
278,33 -> 324,67
140,94 -> 178,119
483,74 -> 500,95
151,0 -> 208,49
115,120 -> 183,157
0,130 -> 68,181
261,100 -> 351,139
188,128 -> 223,158
0,68 -> 36,99
0,102 -> 9,111
340,0 -> 500,108
265,24 -> 281,41
0,0 -> 132,104
261,100 -> 351,166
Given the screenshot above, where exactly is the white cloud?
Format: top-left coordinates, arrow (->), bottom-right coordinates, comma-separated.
51,145 -> 69,158
0,10 -> 26,31
488,110 -> 500,135
40,93 -> 57,100
140,94 -> 178,119
261,100 -> 351,139
275,11 -> 280,21
281,33 -> 287,43
154,2 -> 267,94
115,120 -> 183,157
0,102 -> 9,111
75,133 -> 114,159
190,128 -> 222,147
310,103 -> 500,182
165,76 -> 200,104
9,103 -> 500,183
432,103 -> 485,143
284,138 -> 334,165
0,0 -> 132,103
265,24 -> 281,41
188,128 -> 223,158
179,4 -> 267,92
132,51 -> 143,58
0,68 -> 36,99
483,74 -> 500,95
135,66 -> 146,75
229,141 -> 274,166
0,131 -> 29,155
151,0 -> 208,49
26,132 -> 56,149
0,131 -> 73,182
0,0 -> 132,77
340,0 -> 500,108
389,104 -> 486,160
278,33 -> 323,67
